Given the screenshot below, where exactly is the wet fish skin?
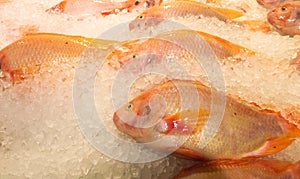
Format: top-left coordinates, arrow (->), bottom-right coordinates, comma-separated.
106,30 -> 254,70
113,80 -> 300,160
47,0 -> 162,17
173,159 -> 300,179
129,0 -> 244,31
267,1 -> 300,36
0,33 -> 117,82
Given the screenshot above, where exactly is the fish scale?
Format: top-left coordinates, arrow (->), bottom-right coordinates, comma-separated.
114,80 -> 300,160
129,0 -> 244,31
0,33 -> 117,81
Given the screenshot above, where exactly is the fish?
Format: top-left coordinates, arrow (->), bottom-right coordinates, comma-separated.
113,79 -> 300,160
0,33 -> 117,82
106,30 -> 255,70
47,0 -> 162,17
129,0 -> 244,31
257,0 -> 296,8
174,159 -> 300,178
267,1 -> 300,36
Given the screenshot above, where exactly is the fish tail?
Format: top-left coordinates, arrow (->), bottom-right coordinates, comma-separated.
210,6 -> 244,19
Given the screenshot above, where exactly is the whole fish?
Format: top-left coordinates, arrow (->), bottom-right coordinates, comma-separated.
0,33 -> 117,82
267,1 -> 300,36
113,80 -> 300,160
174,159 -> 300,178
47,0 -> 162,17
106,30 -> 254,70
257,0 -> 295,8
129,0 -> 244,31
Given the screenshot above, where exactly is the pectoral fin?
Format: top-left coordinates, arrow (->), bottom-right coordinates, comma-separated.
160,109 -> 210,135
242,137 -> 294,158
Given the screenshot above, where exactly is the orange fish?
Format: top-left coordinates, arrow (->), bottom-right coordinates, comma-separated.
113,80 -> 300,160
267,1 -> 300,36
129,0 -> 244,31
0,33 -> 117,82
47,0 -> 162,17
106,30 -> 254,70
257,0 -> 295,8
174,159 -> 300,178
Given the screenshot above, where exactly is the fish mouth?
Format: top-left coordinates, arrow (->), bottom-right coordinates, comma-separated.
113,112 -> 152,138
267,11 -> 276,25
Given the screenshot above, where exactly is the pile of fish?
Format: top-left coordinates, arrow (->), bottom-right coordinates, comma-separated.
1,0 -> 300,178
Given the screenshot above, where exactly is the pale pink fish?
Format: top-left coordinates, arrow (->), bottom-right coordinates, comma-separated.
129,0 -> 244,31
113,80 -> 300,160
267,1 -> 300,36
47,0 -> 162,17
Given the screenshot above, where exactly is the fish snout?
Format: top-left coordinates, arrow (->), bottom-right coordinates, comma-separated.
267,10 -> 277,25
113,112 -> 141,137
113,112 -> 155,138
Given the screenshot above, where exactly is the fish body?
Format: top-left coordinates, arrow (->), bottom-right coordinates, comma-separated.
129,0 -> 244,31
47,0 -> 162,17
113,80 -> 300,160
0,33 -> 117,82
257,0 -> 295,8
106,30 -> 254,70
267,1 -> 300,36
174,159 -> 300,178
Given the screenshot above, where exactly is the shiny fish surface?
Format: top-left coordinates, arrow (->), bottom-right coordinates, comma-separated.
0,33 -> 117,81
106,30 -> 254,71
47,0 -> 162,17
267,1 -> 300,36
129,0 -> 244,31
113,80 -> 300,160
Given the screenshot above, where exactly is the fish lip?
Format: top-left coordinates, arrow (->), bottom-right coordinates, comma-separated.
267,11 -> 276,25
113,112 -> 146,138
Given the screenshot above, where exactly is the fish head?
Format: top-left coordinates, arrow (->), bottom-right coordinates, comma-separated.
106,39 -> 165,72
129,9 -> 164,31
113,87 -> 168,140
127,0 -> 162,11
106,40 -> 142,70
267,2 -> 300,29
256,0 -> 282,8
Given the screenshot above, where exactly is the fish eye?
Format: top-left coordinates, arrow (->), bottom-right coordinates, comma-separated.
138,15 -> 144,19
132,54 -> 137,59
127,103 -> 134,110
134,1 -> 140,5
281,7 -> 288,12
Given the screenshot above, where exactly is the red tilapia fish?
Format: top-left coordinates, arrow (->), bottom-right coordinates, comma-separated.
113,80 -> 300,160
174,159 -> 300,178
267,1 -> 300,36
129,0 -> 244,31
0,33 -> 117,82
47,0 -> 162,17
257,0 -> 296,8
106,30 -> 255,70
